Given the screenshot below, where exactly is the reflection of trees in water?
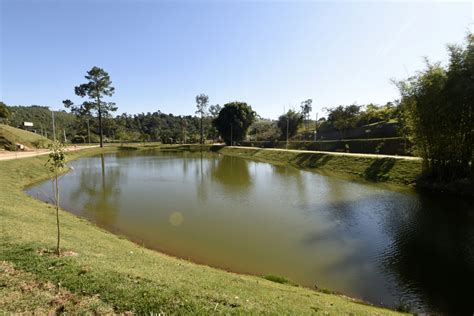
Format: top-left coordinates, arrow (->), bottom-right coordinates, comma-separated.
196,150 -> 208,202
211,155 -> 252,189
69,154 -> 123,226
300,192 -> 391,303
271,164 -> 309,207
379,195 -> 474,315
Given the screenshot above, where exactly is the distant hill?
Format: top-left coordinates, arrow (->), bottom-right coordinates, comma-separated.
7,105 -> 76,138
0,124 -> 51,150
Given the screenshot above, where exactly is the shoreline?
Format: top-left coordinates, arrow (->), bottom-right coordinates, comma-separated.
0,145 -> 405,314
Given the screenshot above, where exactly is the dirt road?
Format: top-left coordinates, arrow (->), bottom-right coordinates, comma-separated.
0,145 -> 99,161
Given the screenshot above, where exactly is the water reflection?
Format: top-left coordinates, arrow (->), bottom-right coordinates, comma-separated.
25,151 -> 474,314
380,196 -> 474,314
67,154 -> 123,227
212,155 -> 252,188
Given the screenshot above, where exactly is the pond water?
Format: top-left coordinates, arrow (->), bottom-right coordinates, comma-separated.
26,150 -> 474,314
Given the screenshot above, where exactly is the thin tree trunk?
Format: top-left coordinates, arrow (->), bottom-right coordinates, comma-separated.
97,96 -> 103,148
55,172 -> 60,256
200,113 -> 203,144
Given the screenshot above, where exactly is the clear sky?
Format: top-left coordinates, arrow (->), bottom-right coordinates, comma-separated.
1,0 -> 473,119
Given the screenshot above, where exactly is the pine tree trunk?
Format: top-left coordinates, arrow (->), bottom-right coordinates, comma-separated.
97,96 -> 103,148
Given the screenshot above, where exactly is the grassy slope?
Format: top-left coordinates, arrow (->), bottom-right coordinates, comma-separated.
0,147 -> 403,315
0,124 -> 50,149
219,147 -> 422,186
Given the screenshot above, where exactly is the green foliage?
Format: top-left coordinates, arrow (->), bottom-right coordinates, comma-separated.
0,101 -> 10,122
300,99 -> 312,130
241,137 -> 413,156
358,103 -> 399,126
32,138 -> 50,149
213,102 -> 256,145
395,301 -> 411,313
46,141 -> 66,174
208,104 -> 221,118
396,33 -> 473,181
195,94 -> 209,144
248,119 -> 280,141
300,99 -> 312,118
66,66 -> 117,148
263,275 -> 295,286
325,105 -> 361,138
6,105 -> 76,139
316,103 -> 400,139
45,140 -> 67,256
277,110 -> 303,139
139,133 -> 150,143
0,123 -> 52,149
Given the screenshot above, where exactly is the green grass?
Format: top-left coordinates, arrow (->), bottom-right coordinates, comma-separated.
219,146 -> 422,186
0,146 -> 404,314
262,275 -> 297,286
0,124 -> 51,149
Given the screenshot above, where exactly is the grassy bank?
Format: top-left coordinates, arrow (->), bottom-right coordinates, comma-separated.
0,146 -> 403,314
240,137 -> 413,156
218,146 -> 422,186
0,124 -> 50,150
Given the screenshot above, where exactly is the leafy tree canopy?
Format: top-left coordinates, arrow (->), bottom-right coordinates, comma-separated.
0,101 -> 11,121
213,102 -> 256,145
277,109 -> 303,139
395,33 -> 473,181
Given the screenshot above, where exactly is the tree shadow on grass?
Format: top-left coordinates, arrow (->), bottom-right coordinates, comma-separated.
293,153 -> 334,168
209,145 -> 225,152
364,158 -> 395,182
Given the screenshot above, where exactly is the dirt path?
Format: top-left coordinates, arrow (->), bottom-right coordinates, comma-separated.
0,145 -> 99,161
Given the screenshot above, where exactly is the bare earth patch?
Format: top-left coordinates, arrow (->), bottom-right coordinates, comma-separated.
0,261 -> 113,314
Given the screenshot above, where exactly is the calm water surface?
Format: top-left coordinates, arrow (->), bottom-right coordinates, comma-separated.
27,150 -> 474,314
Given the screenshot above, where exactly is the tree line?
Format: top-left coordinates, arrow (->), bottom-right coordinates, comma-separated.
2,32 -> 472,183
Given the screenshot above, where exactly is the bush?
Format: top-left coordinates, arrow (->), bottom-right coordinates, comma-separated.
241,137 -> 412,156
32,138 -> 51,149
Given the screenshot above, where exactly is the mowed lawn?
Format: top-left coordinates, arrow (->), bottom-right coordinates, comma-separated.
0,147 -> 404,314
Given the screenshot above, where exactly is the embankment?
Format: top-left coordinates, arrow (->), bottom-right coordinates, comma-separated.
240,137 -> 413,156
0,146 -> 404,314
217,146 -> 422,186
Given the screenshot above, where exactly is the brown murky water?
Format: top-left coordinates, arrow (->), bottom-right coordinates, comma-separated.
27,150 -> 474,314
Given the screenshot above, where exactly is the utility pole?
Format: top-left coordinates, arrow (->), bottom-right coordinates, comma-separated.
63,129 -> 67,143
51,109 -> 56,141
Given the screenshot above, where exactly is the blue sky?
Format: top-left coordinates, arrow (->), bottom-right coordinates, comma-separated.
1,0 -> 473,119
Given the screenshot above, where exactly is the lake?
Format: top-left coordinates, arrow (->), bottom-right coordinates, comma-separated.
26,150 -> 474,314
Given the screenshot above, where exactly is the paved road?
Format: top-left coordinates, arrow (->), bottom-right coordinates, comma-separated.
0,145 -> 99,161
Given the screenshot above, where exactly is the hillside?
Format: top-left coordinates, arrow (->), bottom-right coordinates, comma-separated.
0,124 -> 50,150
